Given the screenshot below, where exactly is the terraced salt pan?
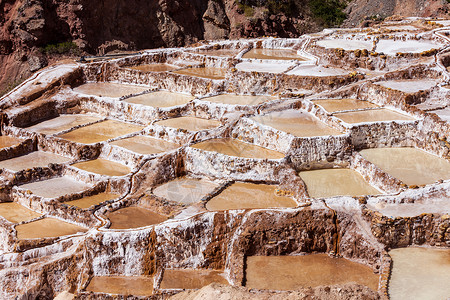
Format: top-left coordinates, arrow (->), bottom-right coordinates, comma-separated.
57,120 -> 144,144
369,199 -> 450,217
0,151 -> 71,172
333,108 -> 415,124
375,39 -> 443,55
190,49 -> 240,57
73,82 -> 148,98
160,269 -> 228,289
359,147 -> 450,186
16,218 -> 87,239
128,64 -> 179,72
429,107 -> 450,122
0,202 -> 41,223
107,207 -> 167,229
153,177 -> 220,205
24,114 -> 101,135
86,276 -> 154,296
110,136 -> 180,155
172,67 -> 226,80
191,138 -> 284,159
316,39 -> 373,51
206,182 -> 296,211
202,94 -> 276,105
0,136 -> 22,149
286,65 -> 348,77
313,99 -> 379,113
242,49 -> 307,60
235,61 -> 292,74
72,159 -> 131,177
389,248 -> 450,300
19,176 -> 91,198
64,193 -> 119,209
299,169 -> 382,198
155,117 -> 221,131
375,79 -> 438,93
250,109 -> 343,137
246,255 -> 379,291
124,91 -> 194,108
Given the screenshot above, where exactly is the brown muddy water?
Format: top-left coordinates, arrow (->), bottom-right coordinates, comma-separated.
124,91 -> 194,108
172,67 -> 226,80
64,192 -> 119,209
242,49 -> 307,60
189,49 -> 240,57
107,207 -> 167,229
359,147 -> 450,186
0,136 -> 22,149
73,83 -> 148,98
128,64 -> 179,72
245,254 -> 379,291
154,116 -> 221,131
160,269 -> 228,289
191,138 -> 285,159
333,108 -> 415,124
202,94 -> 275,105
16,218 -> 87,239
0,151 -> 71,172
57,120 -> 144,144
72,158 -> 131,177
206,182 -> 297,211
250,109 -> 343,137
24,115 -> 101,135
299,168 -> 382,198
152,177 -> 220,205
19,176 -> 91,198
0,202 -> 41,223
313,99 -> 379,113
86,276 -> 154,296
389,247 -> 450,300
110,136 -> 180,155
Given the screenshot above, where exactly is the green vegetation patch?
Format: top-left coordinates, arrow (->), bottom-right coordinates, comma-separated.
309,0 -> 347,27
40,41 -> 80,55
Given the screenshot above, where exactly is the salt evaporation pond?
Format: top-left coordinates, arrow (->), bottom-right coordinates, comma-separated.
128,63 -> 179,72
316,39 -> 373,51
429,107 -> 450,122
57,120 -> 144,144
172,67 -> 226,80
0,202 -> 41,223
110,136 -> 180,155
369,199 -> 450,218
286,65 -> 349,77
206,182 -> 297,211
375,79 -> 438,93
107,207 -> 167,229
360,147 -> 450,186
24,114 -> 100,135
246,255 -> 379,291
0,151 -> 71,172
73,82 -> 148,98
160,269 -> 228,289
333,108 -> 415,124
202,94 -> 275,105
72,158 -> 131,177
250,109 -> 342,137
192,138 -> 285,159
153,177 -> 220,205
64,192 -> 119,209
86,276 -> 154,296
242,49 -> 307,60
16,218 -> 87,239
299,169 -> 382,198
155,116 -> 221,131
19,176 -> 91,198
190,49 -> 240,57
235,61 -> 292,73
0,136 -> 21,148
375,39 -> 442,55
389,247 -> 450,300
124,91 -> 194,108
313,99 -> 379,113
